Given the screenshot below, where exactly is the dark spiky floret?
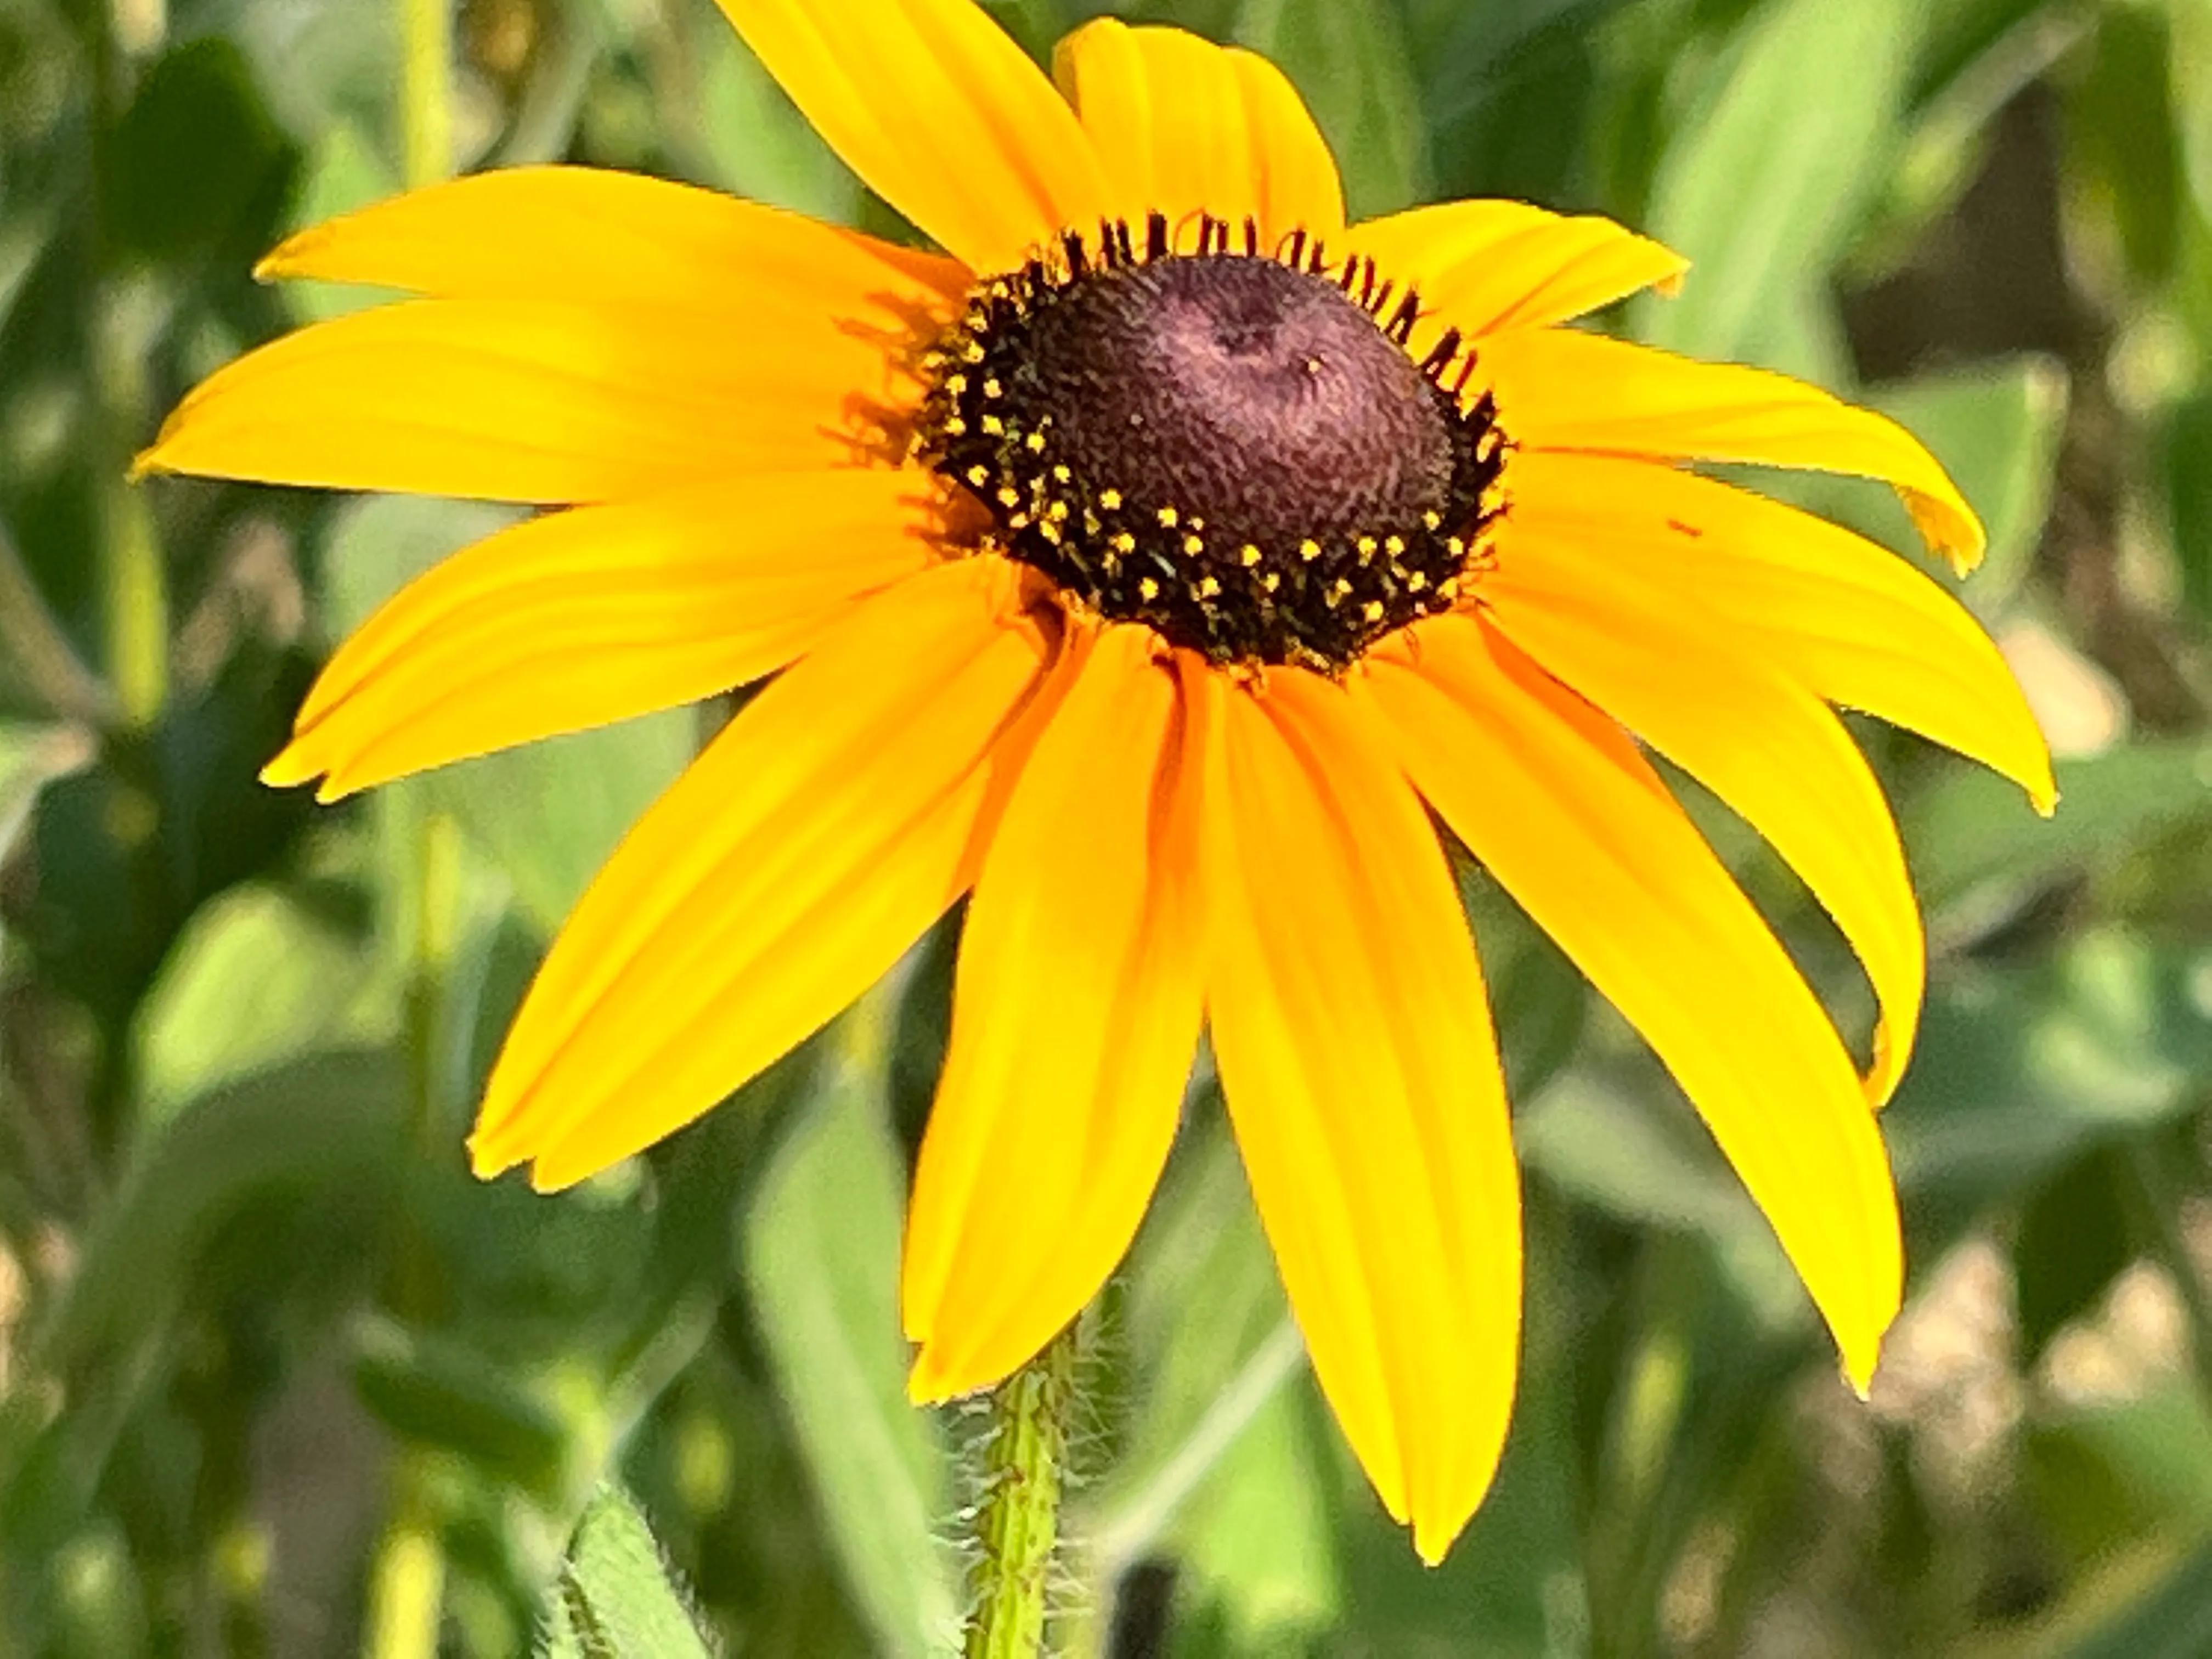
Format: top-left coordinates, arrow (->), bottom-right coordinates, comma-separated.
913,212 -> 1506,674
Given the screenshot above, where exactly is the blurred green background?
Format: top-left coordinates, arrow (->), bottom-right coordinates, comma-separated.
5,0 -> 2212,1652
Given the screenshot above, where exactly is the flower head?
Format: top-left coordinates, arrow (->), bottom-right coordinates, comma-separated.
138,0 -> 2054,1562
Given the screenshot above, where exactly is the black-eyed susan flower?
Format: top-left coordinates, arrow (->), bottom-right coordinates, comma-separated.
138,0 -> 2054,1562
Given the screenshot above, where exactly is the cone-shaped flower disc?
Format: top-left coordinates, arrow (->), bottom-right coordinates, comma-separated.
139,0 -> 2055,1564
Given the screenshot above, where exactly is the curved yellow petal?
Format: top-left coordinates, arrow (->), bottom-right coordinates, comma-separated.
1480,330 -> 1984,571
265,471 -> 941,799
1499,452 -> 2055,811
469,557 -> 1058,1192
1365,616 -> 1900,1392
904,625 -> 1203,1400
1053,19 -> 1345,248
257,163 -> 968,310
1483,534 -> 1922,1108
1346,200 -> 1686,340
136,296 -> 927,502
710,0 -> 1109,274
1199,663 -> 1519,1565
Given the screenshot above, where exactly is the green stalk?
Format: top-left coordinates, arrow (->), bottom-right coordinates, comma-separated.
365,10 -> 456,1656
398,0 -> 454,191
963,1324 -> 1081,1659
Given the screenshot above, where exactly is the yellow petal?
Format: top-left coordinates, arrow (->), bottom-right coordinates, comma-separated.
266,470 -> 941,799
1483,530 -> 1922,1108
469,557 -> 1057,1191
1053,19 -> 1345,248
711,0 -> 1109,274
1499,452 -> 2055,811
137,296 -> 928,503
1198,662 -> 1520,1564
1365,617 -> 1900,1392
257,163 -> 968,309
1346,200 -> 1686,340
904,625 -> 1203,1400
1480,329 -> 1984,571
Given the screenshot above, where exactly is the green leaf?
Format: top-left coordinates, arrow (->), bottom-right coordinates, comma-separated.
318,496 -> 694,933
1871,355 -> 2070,610
2070,2 -> 2182,287
1908,739 -> 2212,921
2014,1146 -> 2135,1363
0,720 -> 94,865
33,1052 -> 407,1376
350,1314 -> 571,1500
1636,0 -> 1922,365
1889,929 -> 2212,1206
2163,392 -> 2212,624
1233,0 -> 1426,218
743,1015 -> 958,1659
2059,1529 -> 2212,1659
541,1487 -> 714,1659
131,881 -> 394,1127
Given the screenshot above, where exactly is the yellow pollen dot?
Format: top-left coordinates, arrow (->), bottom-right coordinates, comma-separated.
1053,465 -> 1072,483
983,377 -> 1003,399
1183,534 -> 1204,556
966,465 -> 989,487
1447,535 -> 1466,557
1423,510 -> 1443,530
1139,577 -> 1160,600
1357,536 -> 1378,558
1048,500 -> 1070,522
1111,532 -> 1137,554
1331,578 -> 1352,596
1407,571 -> 1429,592
1299,539 -> 1322,562
944,374 -> 967,395
980,414 -> 1005,437
1363,600 -> 1384,622
1437,575 -> 1460,600
1099,488 -> 1122,510
1025,432 -> 1047,453
997,486 -> 1020,507
1385,535 -> 1405,555
1239,544 -> 1262,567
1040,521 -> 1063,544
961,341 -> 985,363
1197,576 -> 1221,599
1158,506 -> 1179,527
941,416 -> 967,436
1262,572 -> 1281,592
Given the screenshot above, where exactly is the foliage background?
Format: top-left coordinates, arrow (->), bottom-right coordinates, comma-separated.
3,0 -> 2212,1652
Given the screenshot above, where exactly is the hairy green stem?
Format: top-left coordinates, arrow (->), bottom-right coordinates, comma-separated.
963,1324 -> 1081,1659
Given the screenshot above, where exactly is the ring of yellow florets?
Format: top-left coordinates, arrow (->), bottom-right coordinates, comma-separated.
913,212 -> 1506,674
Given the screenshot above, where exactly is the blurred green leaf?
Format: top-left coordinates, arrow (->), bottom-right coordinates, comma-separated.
1873,354 -> 2070,608
1637,0 -> 1921,364
319,496 -> 694,932
0,719 -> 93,863
541,1486 -> 713,1659
350,1315 -> 571,1500
1909,739 -> 2212,920
132,881 -> 392,1126
1890,929 -> 2212,1205
2015,1146 -> 2135,1363
1233,0 -> 1426,218
33,1051 -> 405,1374
743,1014 -> 958,1659
2070,2 -> 2182,287
2164,391 -> 2212,624
108,37 -> 294,264
2059,1528 -> 2212,1659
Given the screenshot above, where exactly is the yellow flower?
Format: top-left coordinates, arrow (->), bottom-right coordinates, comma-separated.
138,0 -> 2054,1562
